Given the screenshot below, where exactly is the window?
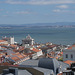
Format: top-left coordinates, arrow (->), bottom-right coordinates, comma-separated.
71,54 -> 73,59
66,54 -> 68,58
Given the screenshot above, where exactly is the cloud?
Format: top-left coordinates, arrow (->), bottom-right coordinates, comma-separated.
14,10 -> 37,15
56,5 -> 69,9
53,9 -> 61,12
14,11 -> 32,14
53,9 -> 70,13
2,15 -> 9,17
53,9 -> 75,13
0,9 -> 3,11
0,1 -> 2,3
5,0 -> 75,5
6,11 -> 9,14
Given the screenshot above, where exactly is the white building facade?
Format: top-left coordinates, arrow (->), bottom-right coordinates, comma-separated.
0,40 -> 8,44
2,36 -> 14,44
63,47 -> 75,61
9,37 -> 14,44
37,50 -> 43,57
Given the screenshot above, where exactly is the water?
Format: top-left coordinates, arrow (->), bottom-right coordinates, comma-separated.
0,27 -> 75,45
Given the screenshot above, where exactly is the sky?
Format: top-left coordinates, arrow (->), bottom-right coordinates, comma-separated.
0,0 -> 75,24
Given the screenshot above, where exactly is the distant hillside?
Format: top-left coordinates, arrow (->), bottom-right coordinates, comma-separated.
0,22 -> 75,28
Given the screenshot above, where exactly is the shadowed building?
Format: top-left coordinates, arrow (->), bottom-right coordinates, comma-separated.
38,58 -> 60,74
22,35 -> 34,47
18,58 -> 69,75
1,68 -> 32,75
63,47 -> 75,61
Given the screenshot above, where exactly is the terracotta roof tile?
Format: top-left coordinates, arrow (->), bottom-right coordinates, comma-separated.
21,53 -> 27,57
0,40 -> 6,42
60,52 -> 63,55
64,60 -> 75,66
0,62 -> 11,65
0,44 -> 8,46
55,56 -> 59,59
68,45 -> 75,49
6,55 -> 10,58
57,73 -> 63,75
10,44 -> 17,48
0,53 -> 5,57
24,53 -> 34,56
10,52 -> 24,59
58,52 -> 63,56
32,48 -> 41,52
47,45 -> 56,48
68,47 -> 72,49
11,57 -> 19,61
15,54 -> 24,59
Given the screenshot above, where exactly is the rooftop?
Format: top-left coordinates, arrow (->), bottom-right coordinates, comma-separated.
64,60 -> 75,66
32,48 -> 41,52
0,40 -> 6,42
64,47 -> 75,52
68,45 -> 75,49
19,59 -> 39,67
0,66 -> 43,75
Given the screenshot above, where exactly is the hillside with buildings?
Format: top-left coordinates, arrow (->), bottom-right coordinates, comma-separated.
0,35 -> 75,75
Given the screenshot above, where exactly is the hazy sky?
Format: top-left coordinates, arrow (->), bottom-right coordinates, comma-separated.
0,0 -> 75,24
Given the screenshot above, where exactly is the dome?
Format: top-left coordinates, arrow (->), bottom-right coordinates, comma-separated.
38,58 -> 60,74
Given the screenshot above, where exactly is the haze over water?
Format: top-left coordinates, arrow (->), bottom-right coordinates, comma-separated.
0,27 -> 75,45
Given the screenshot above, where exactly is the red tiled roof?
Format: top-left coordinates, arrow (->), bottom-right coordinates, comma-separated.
68,47 -> 72,49
0,54 -> 3,57
32,48 -> 41,52
47,54 -> 54,58
10,44 -> 17,48
15,52 -> 19,55
0,50 -> 3,51
68,45 -> 75,49
72,45 -> 75,47
0,53 -> 5,57
0,44 -> 8,46
24,53 -> 34,56
10,64 -> 19,67
58,52 -> 63,56
11,52 -> 25,59
19,47 -> 24,51
0,40 -> 6,42
0,62 -> 12,65
16,54 -> 24,59
6,55 -> 10,57
57,73 -> 63,75
64,60 -> 75,66
55,56 -> 59,59
21,53 -> 27,57
11,57 -> 19,61
60,52 -> 63,55
50,51 -> 55,54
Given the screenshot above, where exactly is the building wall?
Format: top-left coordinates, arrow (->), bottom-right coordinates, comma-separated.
31,39 -> 34,45
37,51 -> 43,57
63,50 -> 75,61
32,53 -> 38,59
22,39 -> 34,46
0,41 -> 8,44
2,36 -> 14,44
9,37 -> 14,44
